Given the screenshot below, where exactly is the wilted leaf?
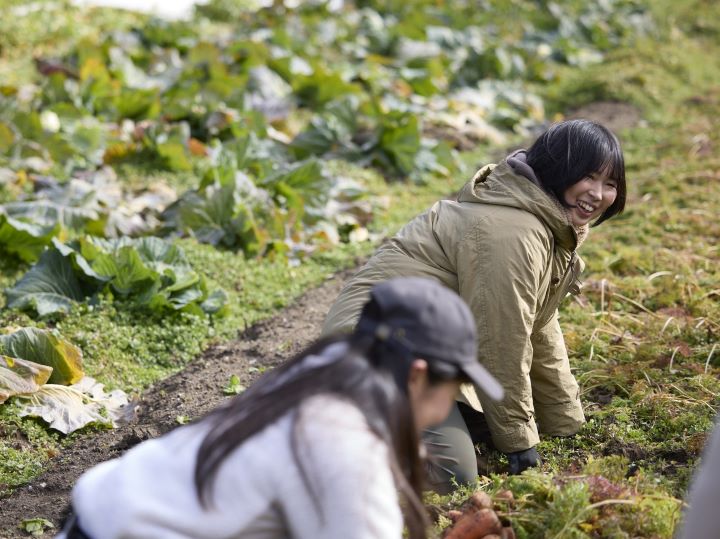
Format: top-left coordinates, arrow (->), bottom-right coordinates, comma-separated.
188,137 -> 208,156
0,328 -> 83,385
1,199 -> 101,234
71,376 -> 137,425
0,355 -> 53,403
16,377 -> 134,434
103,141 -> 136,164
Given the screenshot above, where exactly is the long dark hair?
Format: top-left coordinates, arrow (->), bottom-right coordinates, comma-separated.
526,119 -> 626,226
194,329 -> 467,539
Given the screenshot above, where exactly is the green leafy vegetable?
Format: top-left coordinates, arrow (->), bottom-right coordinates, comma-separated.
223,374 -> 245,395
20,518 -> 54,537
5,248 -> 90,316
0,212 -> 59,263
5,237 -> 227,317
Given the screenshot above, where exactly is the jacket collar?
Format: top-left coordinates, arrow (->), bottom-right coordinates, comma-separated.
457,159 -> 578,251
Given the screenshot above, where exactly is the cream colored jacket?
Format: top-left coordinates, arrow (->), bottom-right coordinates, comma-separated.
322,159 -> 586,453
62,392 -> 401,538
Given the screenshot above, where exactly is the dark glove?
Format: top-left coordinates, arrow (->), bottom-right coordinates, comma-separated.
507,447 -> 540,475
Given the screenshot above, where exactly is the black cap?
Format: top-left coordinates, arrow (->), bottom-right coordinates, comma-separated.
357,277 -> 503,401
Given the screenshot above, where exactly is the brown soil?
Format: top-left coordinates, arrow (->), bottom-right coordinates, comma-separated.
488,101 -> 641,161
566,101 -> 642,133
0,269 -> 353,538
602,439 -> 696,465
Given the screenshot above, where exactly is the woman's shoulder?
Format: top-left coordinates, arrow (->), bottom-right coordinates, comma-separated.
294,394 -> 391,479
298,394 -> 372,432
297,394 -> 386,450
435,196 -> 552,243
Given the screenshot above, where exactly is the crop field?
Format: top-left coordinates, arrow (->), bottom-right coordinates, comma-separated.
0,0 -> 719,537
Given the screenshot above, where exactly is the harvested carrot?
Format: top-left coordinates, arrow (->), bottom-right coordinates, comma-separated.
443,508 -> 502,539
447,510 -> 465,523
467,491 -> 493,511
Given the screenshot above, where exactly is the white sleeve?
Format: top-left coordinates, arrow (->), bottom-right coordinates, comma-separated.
281,396 -> 404,539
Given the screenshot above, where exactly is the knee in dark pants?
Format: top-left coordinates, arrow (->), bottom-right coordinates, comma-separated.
424,454 -> 478,495
422,403 -> 479,494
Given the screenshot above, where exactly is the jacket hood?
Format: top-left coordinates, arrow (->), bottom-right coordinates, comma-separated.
457,159 -> 578,250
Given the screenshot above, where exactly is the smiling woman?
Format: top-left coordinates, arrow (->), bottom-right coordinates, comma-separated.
563,173 -> 618,226
322,119 -> 627,493
526,119 -> 626,227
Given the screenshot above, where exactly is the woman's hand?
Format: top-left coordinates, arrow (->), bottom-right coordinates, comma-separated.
507,446 -> 540,475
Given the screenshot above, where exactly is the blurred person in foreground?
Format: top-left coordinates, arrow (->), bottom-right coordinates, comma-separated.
323,119 -> 627,491
57,277 -> 502,539
679,415 -> 720,538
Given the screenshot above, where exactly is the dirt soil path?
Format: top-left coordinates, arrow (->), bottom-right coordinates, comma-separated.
0,269 -> 354,538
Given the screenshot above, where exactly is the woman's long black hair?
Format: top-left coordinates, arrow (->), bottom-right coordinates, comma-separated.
194,307 -> 468,539
526,119 -> 626,226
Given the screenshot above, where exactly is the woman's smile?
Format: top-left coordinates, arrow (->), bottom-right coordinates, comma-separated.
563,172 -> 618,226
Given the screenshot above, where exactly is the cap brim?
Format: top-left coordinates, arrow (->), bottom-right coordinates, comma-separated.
461,361 -> 504,401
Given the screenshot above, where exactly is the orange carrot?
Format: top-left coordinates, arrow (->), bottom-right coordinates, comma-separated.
467,491 -> 493,511
448,510 -> 465,523
443,508 -> 502,539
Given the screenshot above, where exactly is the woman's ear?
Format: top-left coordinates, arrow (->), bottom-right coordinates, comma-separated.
407,359 -> 429,388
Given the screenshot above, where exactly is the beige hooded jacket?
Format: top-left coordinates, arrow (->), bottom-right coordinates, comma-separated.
322,158 -> 586,453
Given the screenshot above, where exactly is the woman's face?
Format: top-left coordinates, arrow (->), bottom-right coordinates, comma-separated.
407,360 -> 461,431
563,170 -> 618,227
